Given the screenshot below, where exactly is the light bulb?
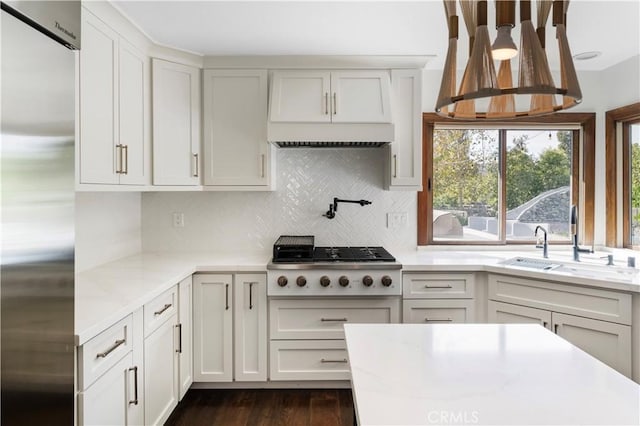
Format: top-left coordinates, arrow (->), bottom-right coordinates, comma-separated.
492,26 -> 518,60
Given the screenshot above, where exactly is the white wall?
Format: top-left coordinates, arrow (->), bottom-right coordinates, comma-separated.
142,148 -> 416,255
76,192 -> 142,272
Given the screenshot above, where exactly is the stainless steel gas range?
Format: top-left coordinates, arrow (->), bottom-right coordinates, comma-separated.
266,236 -> 402,297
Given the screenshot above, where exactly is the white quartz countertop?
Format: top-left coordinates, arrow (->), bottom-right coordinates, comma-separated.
344,323 -> 640,426
397,249 -> 640,293
75,252 -> 268,345
76,248 -> 640,345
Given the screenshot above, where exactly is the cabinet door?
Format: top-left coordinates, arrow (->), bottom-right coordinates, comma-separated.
152,59 -> 201,185
552,312 -> 632,377
488,300 -> 552,330
80,9 -> 118,184
118,38 -> 148,185
388,69 -> 422,188
144,314 -> 179,426
234,274 -> 267,381
193,274 -> 233,382
178,276 -> 193,399
403,299 -> 474,324
79,352 -> 139,426
269,70 -> 331,123
331,71 -> 392,123
203,70 -> 270,187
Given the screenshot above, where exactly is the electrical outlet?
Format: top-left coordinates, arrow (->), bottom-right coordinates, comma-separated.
387,212 -> 408,229
172,212 -> 185,228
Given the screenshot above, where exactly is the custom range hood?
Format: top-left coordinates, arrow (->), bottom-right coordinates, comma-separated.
267,122 -> 395,147
267,70 -> 394,147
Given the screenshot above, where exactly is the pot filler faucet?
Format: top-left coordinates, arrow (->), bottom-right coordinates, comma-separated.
324,197 -> 372,219
571,204 -> 593,261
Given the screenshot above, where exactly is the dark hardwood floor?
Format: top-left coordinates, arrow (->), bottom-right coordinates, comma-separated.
165,389 -> 354,426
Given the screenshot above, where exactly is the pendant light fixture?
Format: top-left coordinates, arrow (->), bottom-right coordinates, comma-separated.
435,0 -> 582,119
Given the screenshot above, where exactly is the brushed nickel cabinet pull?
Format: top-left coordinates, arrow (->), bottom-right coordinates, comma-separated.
260,154 -> 265,178
154,303 -> 172,316
321,318 -> 348,322
249,282 -> 254,310
393,154 -> 398,178
193,153 -> 199,177
333,92 -> 337,115
115,144 -> 123,174
225,284 -> 229,310
321,358 -> 348,363
123,145 -> 128,175
425,318 -> 453,322
424,284 -> 453,289
128,366 -> 139,405
176,324 -> 182,353
96,338 -> 126,359
324,92 -> 329,115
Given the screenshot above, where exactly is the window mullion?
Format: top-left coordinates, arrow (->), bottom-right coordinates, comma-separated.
499,129 -> 507,243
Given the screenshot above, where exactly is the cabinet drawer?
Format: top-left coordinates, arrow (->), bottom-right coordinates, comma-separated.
269,340 -> 350,381
78,315 -> 132,391
403,273 -> 474,299
144,285 -> 178,337
269,298 -> 400,340
402,299 -> 475,323
488,274 -> 632,325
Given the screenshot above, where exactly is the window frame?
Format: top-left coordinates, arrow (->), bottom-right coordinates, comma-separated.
418,112 -> 596,246
604,102 -> 640,248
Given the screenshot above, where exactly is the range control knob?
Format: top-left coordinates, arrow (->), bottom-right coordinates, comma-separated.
338,276 -> 349,287
381,275 -> 393,287
277,276 -> 288,287
320,276 -> 331,287
296,276 -> 307,287
362,275 -> 374,287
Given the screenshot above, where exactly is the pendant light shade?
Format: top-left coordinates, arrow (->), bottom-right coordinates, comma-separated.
435,0 -> 582,119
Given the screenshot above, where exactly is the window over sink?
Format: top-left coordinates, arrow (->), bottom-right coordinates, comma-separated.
419,113 -> 596,246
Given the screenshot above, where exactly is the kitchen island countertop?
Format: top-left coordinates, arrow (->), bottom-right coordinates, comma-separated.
344,323 -> 640,426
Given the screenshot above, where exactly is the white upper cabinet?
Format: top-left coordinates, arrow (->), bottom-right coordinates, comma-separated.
269,70 -> 392,123
79,8 -> 149,186
331,71 -> 392,123
203,69 -> 273,189
386,69 -> 422,190
79,10 -> 118,184
270,71 -> 331,123
152,59 -> 201,186
118,39 -> 148,185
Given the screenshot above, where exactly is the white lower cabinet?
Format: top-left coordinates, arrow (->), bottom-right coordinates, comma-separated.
488,275 -> 633,378
269,297 -> 400,381
178,276 -> 193,399
193,273 -> 267,383
77,312 -> 143,426
144,286 -> 179,426
270,340 -> 350,381
403,299 -> 475,324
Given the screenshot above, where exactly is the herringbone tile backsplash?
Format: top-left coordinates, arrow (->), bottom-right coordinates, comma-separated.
142,148 -> 417,254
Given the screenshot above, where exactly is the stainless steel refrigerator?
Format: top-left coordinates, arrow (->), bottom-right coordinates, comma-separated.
1,2 -> 80,424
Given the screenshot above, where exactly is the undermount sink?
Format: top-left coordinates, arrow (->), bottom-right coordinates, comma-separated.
500,256 -> 638,282
499,257 -> 562,271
